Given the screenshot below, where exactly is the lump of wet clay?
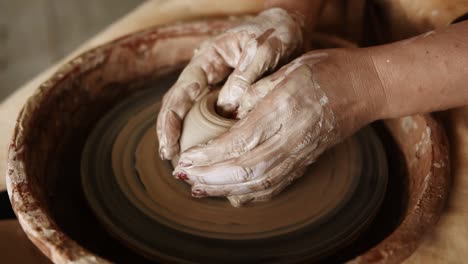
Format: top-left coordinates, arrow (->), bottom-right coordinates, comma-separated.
179,91 -> 235,152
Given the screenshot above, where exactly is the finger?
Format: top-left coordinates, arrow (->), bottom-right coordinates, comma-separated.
190,155 -> 305,197
236,57 -> 305,119
227,166 -> 307,207
236,68 -> 286,119
174,130 -> 283,187
177,108 -> 282,167
179,66 -> 306,167
236,78 -> 277,119
156,108 -> 182,160
157,80 -> 204,159
217,34 -> 283,114
157,43 -> 234,159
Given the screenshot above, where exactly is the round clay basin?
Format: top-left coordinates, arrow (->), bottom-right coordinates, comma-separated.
6,18 -> 450,263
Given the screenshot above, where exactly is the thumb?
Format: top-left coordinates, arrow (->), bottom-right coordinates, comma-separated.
217,33 -> 283,115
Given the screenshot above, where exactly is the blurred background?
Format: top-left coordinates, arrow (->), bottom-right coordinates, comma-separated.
0,1 -> 142,260
0,0 -> 143,101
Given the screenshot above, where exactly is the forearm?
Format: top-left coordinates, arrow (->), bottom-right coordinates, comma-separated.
366,21 -> 468,119
264,0 -> 324,31
397,0 -> 468,29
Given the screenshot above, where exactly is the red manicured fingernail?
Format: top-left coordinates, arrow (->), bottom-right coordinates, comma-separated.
176,172 -> 189,180
192,189 -> 207,198
232,109 -> 238,119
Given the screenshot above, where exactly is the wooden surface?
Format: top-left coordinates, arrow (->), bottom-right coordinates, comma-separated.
0,0 -> 143,101
0,220 -> 51,263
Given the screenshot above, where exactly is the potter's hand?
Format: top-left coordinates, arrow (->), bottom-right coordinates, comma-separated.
173,51 -> 381,207
157,7 -> 304,159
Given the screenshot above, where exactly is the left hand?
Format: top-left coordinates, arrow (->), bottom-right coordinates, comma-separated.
172,50 -> 380,207
156,8 -> 305,160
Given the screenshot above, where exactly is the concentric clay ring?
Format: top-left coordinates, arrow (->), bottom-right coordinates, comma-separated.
81,81 -> 388,262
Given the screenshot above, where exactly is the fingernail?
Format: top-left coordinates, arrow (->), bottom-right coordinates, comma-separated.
178,158 -> 192,167
176,172 -> 189,181
228,196 -> 254,208
179,161 -> 192,167
227,196 -> 242,208
173,168 -> 188,179
216,103 -> 237,119
192,188 -> 207,198
159,147 -> 168,160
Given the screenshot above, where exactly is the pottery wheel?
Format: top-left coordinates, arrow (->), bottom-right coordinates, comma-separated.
81,82 -> 388,263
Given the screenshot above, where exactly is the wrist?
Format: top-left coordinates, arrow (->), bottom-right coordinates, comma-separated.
309,48 -> 388,137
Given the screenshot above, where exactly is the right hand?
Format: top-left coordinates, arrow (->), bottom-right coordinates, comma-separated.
172,49 -> 384,206
156,7 -> 305,160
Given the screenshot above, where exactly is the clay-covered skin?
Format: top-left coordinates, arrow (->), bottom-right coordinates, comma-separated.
157,7 -> 304,160
173,51 -> 376,206
157,5 -> 468,207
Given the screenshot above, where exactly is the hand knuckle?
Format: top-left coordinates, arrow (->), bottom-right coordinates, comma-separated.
236,166 -> 254,182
